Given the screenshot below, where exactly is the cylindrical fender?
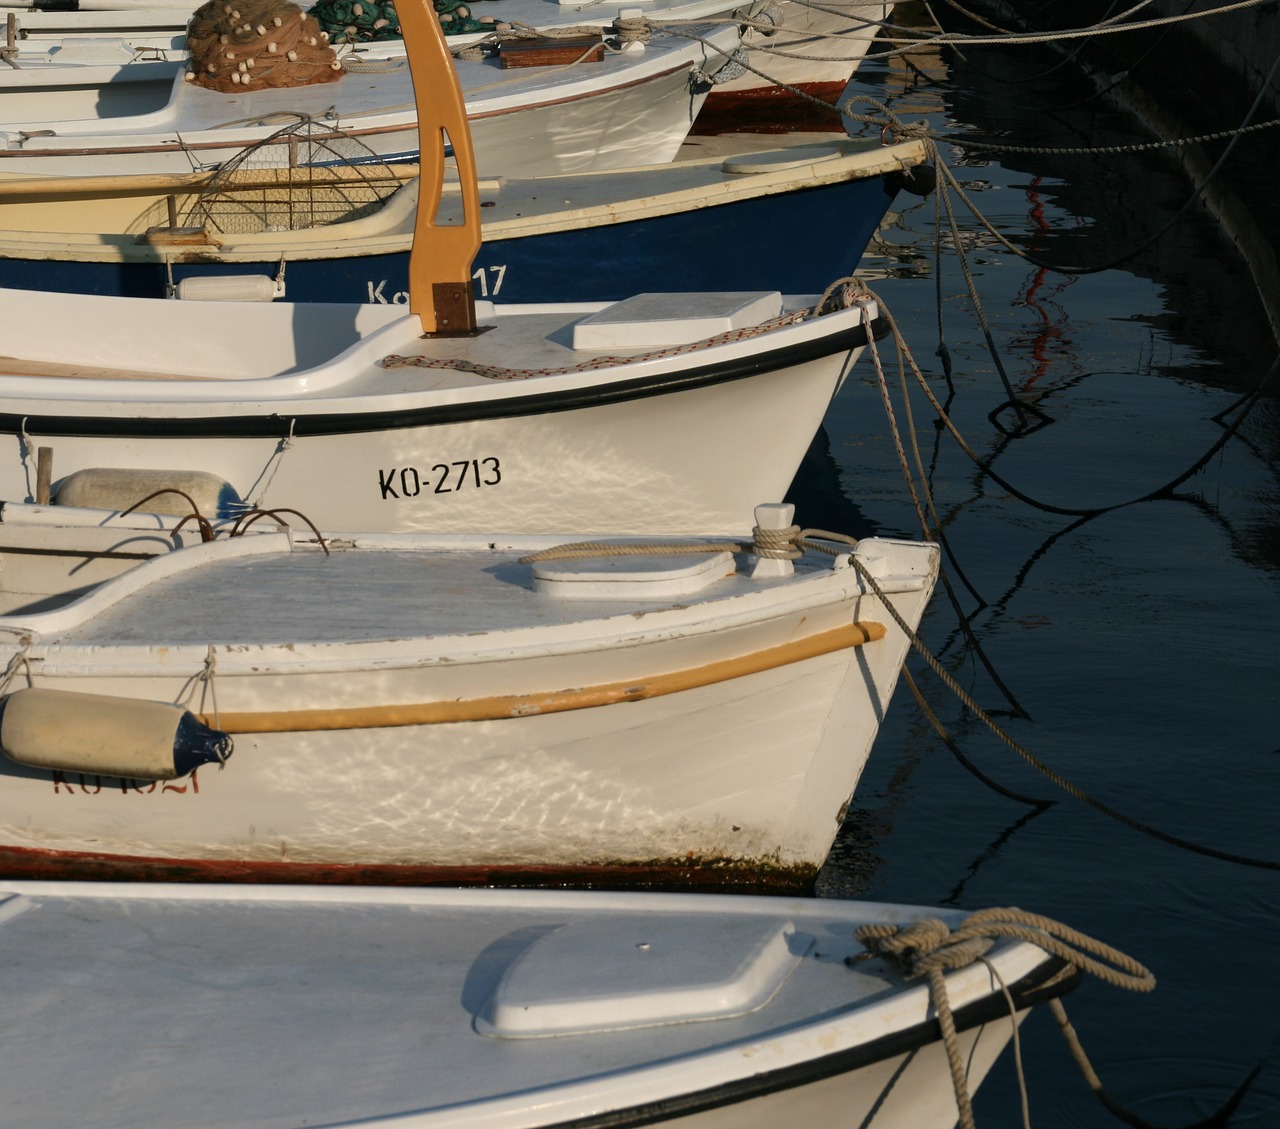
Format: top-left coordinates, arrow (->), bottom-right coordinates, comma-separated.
0,688 -> 233,780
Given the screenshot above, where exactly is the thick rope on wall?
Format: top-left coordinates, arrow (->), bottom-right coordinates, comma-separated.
187,0 -> 342,91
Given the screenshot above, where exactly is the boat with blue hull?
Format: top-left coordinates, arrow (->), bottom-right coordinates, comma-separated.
0,136 -> 929,303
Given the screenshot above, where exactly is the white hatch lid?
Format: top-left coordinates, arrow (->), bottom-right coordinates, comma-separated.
530,550 -> 734,599
572,292 -> 783,350
476,914 -> 811,1038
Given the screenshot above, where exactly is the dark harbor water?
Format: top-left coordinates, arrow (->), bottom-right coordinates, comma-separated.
794,10 -> 1280,1126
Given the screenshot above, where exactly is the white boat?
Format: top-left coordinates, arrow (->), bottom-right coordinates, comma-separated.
0,17 -> 742,176
0,282 -> 881,533
453,0 -> 895,124
0,880 -> 1077,1128
2,0 -> 893,121
0,0 -> 876,536
0,505 -> 939,887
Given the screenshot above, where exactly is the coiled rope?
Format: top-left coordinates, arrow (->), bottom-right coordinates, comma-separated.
854,907 -> 1162,1129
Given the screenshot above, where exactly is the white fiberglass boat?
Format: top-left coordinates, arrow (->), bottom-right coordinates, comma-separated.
0,18 -> 742,176
2,0 -> 893,122
0,0 -> 873,536
0,880 -> 1078,1129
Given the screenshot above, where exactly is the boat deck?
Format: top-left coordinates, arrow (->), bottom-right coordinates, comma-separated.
41,542 -> 833,647
0,882 -> 1053,1129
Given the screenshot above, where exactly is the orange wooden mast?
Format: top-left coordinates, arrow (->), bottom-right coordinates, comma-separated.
398,0 -> 481,335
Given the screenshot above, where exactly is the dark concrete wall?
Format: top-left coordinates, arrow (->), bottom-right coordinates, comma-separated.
1029,0 -> 1280,118
1142,0 -> 1280,117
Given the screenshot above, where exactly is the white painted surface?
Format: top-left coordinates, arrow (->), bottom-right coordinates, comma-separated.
3,0 -> 893,98
572,291 -> 783,349
0,293 -> 877,534
0,24 -> 741,176
0,880 -> 1045,1128
0,529 -> 938,873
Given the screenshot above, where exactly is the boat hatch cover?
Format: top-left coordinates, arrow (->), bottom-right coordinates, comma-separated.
572,291 -> 783,350
529,550 -> 735,599
476,913 -> 811,1038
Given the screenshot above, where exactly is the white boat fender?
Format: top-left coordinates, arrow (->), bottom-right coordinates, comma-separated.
173,274 -> 284,302
55,467 -> 244,521
0,688 -> 233,780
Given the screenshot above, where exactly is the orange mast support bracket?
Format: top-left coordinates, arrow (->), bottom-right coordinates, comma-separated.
399,0 -> 481,336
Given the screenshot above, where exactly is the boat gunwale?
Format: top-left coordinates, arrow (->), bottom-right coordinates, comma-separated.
522,956 -> 1077,1129
0,139 -> 925,263
0,301 -> 881,429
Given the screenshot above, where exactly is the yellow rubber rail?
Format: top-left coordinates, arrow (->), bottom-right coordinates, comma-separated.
202,620 -> 887,733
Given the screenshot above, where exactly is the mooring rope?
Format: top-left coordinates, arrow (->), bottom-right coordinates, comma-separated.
847,522 -> 1280,869
841,278 -> 1280,868
855,908 -> 1154,1129
870,281 -> 1278,520
0,645 -> 32,696
853,0 -> 1276,59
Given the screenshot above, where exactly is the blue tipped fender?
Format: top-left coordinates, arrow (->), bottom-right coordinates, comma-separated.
0,688 -> 232,780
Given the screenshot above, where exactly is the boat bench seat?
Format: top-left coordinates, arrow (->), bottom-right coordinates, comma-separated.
0,355 -> 216,381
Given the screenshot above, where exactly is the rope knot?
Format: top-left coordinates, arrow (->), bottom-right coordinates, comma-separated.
609,13 -> 650,42
733,0 -> 783,34
855,917 -> 994,979
812,275 -> 873,316
691,44 -> 746,90
751,522 -> 802,560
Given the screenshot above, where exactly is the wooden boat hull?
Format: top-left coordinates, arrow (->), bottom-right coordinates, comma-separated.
0,531 -> 938,888
693,0 -> 894,129
0,163 -> 905,302
5,1 -> 891,114
0,881 -> 1073,1128
0,292 -> 879,534
0,27 -> 740,177
0,137 -> 928,303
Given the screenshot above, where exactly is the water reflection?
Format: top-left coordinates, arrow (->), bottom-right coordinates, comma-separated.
807,6 -> 1280,1123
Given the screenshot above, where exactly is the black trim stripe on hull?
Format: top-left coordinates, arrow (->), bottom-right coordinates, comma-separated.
546,955 -> 1079,1128
0,315 -> 882,440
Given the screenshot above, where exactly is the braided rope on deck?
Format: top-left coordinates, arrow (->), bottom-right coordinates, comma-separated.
383,280 -> 870,380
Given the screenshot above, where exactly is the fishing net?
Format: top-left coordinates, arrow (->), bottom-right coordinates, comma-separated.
308,0 -> 500,41
181,117 -> 409,234
186,0 -> 343,92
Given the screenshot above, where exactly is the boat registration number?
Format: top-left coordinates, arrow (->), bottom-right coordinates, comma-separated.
367,265 -> 507,304
378,458 -> 501,500
52,768 -> 203,795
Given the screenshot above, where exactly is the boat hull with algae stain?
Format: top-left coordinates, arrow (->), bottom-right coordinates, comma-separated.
0,512 -> 937,889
